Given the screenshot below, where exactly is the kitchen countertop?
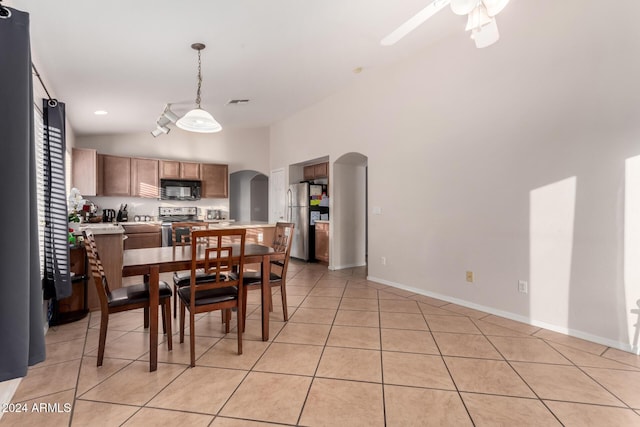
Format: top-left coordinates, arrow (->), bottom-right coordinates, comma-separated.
77,223 -> 125,235
314,220 -> 330,224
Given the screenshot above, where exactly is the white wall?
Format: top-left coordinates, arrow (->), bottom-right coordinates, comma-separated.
270,0 -> 640,352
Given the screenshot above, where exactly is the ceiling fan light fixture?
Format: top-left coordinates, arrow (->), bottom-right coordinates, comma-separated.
482,0 -> 510,17
176,43 -> 223,134
450,0 -> 478,16
470,17 -> 500,48
465,3 -> 492,31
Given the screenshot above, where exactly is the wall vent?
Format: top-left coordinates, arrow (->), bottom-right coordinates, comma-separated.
227,99 -> 250,105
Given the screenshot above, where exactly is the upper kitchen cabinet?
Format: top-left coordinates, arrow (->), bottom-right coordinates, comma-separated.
160,160 -> 201,180
130,157 -> 159,198
72,148 -> 98,196
201,163 -> 229,198
99,154 -> 131,196
303,161 -> 329,180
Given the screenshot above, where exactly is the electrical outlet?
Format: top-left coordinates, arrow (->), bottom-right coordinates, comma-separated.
518,280 -> 528,294
381,256 -> 386,265
466,271 -> 474,283
257,232 -> 263,243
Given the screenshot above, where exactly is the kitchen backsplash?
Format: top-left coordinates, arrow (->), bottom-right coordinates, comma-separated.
89,196 -> 230,221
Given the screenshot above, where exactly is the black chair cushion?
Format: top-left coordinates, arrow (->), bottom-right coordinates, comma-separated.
177,286 -> 238,306
173,270 -> 223,287
242,271 -> 282,286
108,281 -> 172,308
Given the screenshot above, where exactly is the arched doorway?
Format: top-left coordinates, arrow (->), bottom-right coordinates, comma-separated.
229,170 -> 269,222
332,152 -> 368,270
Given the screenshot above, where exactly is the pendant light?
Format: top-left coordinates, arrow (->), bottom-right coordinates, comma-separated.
176,43 -> 222,133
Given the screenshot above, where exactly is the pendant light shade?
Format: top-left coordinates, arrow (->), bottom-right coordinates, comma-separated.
176,43 -> 222,133
176,108 -> 222,133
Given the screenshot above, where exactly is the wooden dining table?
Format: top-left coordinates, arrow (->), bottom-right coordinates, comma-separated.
122,243 -> 278,371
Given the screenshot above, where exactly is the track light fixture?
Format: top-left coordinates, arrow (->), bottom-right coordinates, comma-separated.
150,104 -> 179,138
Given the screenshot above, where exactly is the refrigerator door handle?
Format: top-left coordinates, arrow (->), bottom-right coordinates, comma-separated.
286,189 -> 292,222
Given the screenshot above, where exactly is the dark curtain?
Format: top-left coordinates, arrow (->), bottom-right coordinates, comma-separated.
42,100 -> 71,301
0,6 -> 46,381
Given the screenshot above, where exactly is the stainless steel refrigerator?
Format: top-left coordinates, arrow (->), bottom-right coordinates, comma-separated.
287,182 -> 328,261
288,183 -> 310,260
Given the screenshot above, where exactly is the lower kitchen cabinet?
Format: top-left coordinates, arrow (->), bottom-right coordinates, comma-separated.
122,223 -> 162,249
315,221 -> 329,263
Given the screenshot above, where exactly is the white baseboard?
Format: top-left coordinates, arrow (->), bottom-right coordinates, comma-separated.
330,262 -> 367,271
367,275 -> 638,355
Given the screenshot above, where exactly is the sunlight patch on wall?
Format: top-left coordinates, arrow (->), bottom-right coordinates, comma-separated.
530,177 -> 577,326
625,155 -> 640,352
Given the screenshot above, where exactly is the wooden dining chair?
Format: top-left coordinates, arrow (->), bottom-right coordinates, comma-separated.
178,228 -> 246,367
82,230 -> 173,367
171,222 -> 217,318
241,222 -> 294,329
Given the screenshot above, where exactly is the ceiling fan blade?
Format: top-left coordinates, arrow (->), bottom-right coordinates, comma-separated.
450,0 -> 478,16
381,0 -> 451,46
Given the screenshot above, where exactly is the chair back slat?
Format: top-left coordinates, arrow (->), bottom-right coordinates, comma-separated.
82,230 -> 111,308
188,228 -> 246,306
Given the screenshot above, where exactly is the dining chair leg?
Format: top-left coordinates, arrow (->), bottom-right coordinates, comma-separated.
163,300 -> 173,351
280,284 -> 289,321
237,306 -> 243,355
242,289 -> 248,333
179,301 -> 186,344
224,309 -> 231,333
173,284 -> 178,318
144,307 -> 149,328
97,311 -> 109,367
189,311 -> 196,367
161,303 -> 167,335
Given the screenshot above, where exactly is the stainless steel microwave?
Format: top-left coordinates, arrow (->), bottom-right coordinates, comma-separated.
160,179 -> 201,201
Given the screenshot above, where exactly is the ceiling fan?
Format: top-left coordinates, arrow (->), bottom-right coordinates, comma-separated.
381,0 -> 511,48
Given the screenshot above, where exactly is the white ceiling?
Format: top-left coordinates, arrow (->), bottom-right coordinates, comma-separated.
6,0 -> 468,136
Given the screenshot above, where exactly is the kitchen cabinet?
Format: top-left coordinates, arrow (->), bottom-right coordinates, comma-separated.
201,163 -> 229,198
304,161 -> 329,180
160,160 -> 201,180
315,221 -> 329,263
72,148 -> 98,196
122,223 -> 161,249
99,154 -> 131,196
130,157 -> 159,198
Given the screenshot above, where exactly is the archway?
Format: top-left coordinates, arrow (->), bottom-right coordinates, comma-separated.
229,170 -> 269,222
332,152 -> 368,270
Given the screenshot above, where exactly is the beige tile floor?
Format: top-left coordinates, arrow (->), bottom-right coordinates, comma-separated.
3,261 -> 640,426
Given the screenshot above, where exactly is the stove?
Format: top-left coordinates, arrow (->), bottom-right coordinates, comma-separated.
158,206 -> 200,222
159,206 -> 202,246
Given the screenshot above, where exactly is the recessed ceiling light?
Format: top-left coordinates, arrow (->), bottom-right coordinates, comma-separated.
94,110 -> 108,115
